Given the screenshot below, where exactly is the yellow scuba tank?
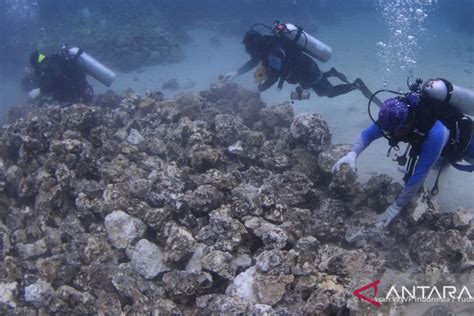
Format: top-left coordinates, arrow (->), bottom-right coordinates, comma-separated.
254,63 -> 267,84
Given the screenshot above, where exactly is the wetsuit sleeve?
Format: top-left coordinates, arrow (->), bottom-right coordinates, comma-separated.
352,123 -> 383,155
395,121 -> 449,208
236,59 -> 259,76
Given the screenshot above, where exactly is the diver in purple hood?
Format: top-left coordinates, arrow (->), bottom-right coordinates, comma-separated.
333,84 -> 474,228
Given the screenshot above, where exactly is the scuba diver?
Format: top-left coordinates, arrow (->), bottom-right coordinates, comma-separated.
26,49 -> 93,104
332,78 -> 474,228
23,45 -> 116,105
224,22 -> 382,106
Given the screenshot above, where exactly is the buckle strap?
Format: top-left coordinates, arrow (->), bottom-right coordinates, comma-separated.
293,25 -> 303,43
437,78 -> 454,103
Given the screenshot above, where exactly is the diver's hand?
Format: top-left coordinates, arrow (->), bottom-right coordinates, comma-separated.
375,203 -> 402,228
332,151 -> 357,173
28,88 -> 41,99
223,71 -> 238,82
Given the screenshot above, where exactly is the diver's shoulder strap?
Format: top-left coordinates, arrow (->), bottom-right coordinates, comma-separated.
437,78 -> 454,103
292,25 -> 304,43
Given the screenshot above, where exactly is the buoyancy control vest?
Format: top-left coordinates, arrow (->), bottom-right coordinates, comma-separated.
263,37 -> 319,90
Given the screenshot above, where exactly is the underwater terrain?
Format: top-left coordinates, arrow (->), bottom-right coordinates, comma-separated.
0,0 -> 473,315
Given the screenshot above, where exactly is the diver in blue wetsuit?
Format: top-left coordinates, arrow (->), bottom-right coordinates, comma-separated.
333,94 -> 474,228
225,30 -> 382,106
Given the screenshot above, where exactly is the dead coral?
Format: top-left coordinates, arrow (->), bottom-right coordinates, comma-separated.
0,85 -> 471,315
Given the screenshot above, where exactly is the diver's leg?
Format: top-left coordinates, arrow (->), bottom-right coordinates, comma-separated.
322,67 -> 350,84
326,84 -> 358,98
353,78 -> 383,107
312,78 -> 332,97
313,78 -> 356,98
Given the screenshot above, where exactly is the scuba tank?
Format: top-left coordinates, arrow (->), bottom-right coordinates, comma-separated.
273,21 -> 332,62
422,78 -> 474,116
67,47 -> 116,87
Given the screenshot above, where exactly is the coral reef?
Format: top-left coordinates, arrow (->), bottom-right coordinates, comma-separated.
0,82 -> 472,315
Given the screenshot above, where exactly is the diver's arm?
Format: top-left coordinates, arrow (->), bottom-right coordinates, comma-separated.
224,58 -> 259,82
395,121 -> 449,207
333,123 -> 383,173
352,123 -> 383,155
236,58 -> 259,76
258,72 -> 279,92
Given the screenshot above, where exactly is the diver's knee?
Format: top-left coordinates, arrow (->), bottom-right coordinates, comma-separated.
313,89 -> 327,97
325,89 -> 337,98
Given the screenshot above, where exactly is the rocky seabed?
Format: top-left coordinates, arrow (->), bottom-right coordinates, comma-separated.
0,81 -> 472,315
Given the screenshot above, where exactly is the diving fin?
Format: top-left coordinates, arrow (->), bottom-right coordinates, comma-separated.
355,78 -> 382,107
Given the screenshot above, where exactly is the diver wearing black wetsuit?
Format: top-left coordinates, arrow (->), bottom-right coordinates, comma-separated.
26,49 -> 93,104
226,30 -> 382,106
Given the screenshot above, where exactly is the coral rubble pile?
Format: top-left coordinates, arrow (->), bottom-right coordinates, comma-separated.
0,82 -> 472,315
